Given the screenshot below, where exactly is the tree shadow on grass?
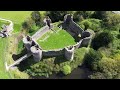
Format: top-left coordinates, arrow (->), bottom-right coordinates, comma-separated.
12,48 -> 28,61
17,55 -> 36,71
42,55 -> 68,64
12,48 -> 37,71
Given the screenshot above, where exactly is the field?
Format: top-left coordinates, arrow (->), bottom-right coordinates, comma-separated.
0,38 -> 11,79
0,11 -> 41,78
37,27 -> 76,50
0,11 -> 45,33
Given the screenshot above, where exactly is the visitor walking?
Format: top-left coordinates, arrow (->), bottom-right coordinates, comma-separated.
43,16 -> 52,29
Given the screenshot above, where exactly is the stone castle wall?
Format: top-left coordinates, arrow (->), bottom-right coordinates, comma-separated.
23,14 -> 94,61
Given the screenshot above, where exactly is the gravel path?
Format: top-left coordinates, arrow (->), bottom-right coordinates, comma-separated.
32,24 -> 53,40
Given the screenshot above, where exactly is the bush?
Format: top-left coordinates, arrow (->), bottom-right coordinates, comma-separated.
117,34 -> 120,39
22,18 -> 35,33
80,20 -> 92,30
84,48 -> 102,71
92,11 -> 111,20
97,57 -> 120,79
67,47 -> 88,71
46,11 -> 68,22
10,69 -> 29,79
92,31 -> 114,50
79,19 -> 102,32
89,72 -> 106,79
61,65 -> 71,75
31,11 -> 42,26
73,11 -> 94,22
103,14 -> 120,28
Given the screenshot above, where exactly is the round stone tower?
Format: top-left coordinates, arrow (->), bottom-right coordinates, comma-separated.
23,36 -> 32,51
81,30 -> 91,47
30,45 -> 42,62
64,46 -> 75,61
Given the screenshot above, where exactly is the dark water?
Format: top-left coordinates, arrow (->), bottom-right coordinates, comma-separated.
32,66 -> 93,79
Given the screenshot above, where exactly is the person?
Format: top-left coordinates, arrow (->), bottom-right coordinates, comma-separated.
45,16 -> 52,29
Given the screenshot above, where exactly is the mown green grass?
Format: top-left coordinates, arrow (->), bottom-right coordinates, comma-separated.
0,11 -> 45,24
37,28 -> 76,50
0,11 -> 45,33
0,11 -> 32,24
0,38 -> 11,79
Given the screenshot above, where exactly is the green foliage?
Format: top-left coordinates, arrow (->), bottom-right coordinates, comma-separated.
72,47 -> 88,68
89,72 -> 106,79
92,11 -> 111,20
80,20 -> 91,30
79,19 -> 102,32
92,31 -> 114,50
31,11 -> 41,26
84,48 -> 102,71
97,57 -> 120,79
73,11 -> 94,22
117,33 -> 120,39
114,73 -> 120,79
22,18 -> 35,30
24,47 -> 87,77
61,65 -> 71,75
25,57 -> 56,77
103,14 -> 120,28
17,40 -> 24,54
22,17 -> 41,35
10,69 -> 29,79
46,11 -> 68,22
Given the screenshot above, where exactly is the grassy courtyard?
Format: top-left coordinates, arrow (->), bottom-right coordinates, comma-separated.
37,27 -> 76,50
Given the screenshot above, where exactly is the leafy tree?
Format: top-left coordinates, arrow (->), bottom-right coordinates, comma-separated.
80,20 -> 92,30
31,11 -> 41,26
103,14 -> 120,28
79,19 -> 102,32
22,18 -> 35,33
97,57 -> 120,79
92,31 -> 114,50
46,11 -> 68,22
61,65 -> 71,75
92,11 -> 111,20
73,11 -> 94,22
89,72 -> 106,79
84,48 -> 102,71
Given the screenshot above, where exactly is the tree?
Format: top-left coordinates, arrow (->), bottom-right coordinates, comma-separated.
80,20 -> 92,30
84,48 -> 102,71
103,14 -> 120,28
61,65 -> 71,75
92,31 -> 114,50
22,18 -> 35,33
92,11 -> 111,20
89,72 -> 106,79
46,11 -> 68,22
73,11 -> 94,22
31,11 -> 41,26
